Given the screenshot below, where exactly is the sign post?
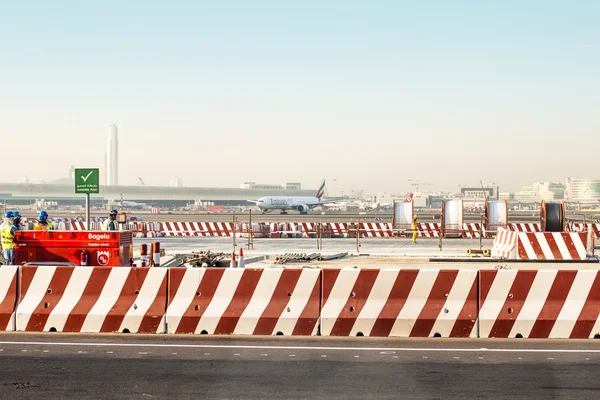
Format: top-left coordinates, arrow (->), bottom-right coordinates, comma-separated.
74,168 -> 100,230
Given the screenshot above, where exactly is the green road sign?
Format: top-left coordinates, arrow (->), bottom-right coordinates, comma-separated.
75,168 -> 100,194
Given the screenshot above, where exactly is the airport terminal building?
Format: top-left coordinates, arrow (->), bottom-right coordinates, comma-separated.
0,182 -> 316,209
566,178 -> 600,202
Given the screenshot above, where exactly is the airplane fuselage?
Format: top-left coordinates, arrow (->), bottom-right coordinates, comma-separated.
255,196 -> 321,214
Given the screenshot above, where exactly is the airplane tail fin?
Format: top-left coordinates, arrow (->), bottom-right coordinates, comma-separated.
315,179 -> 326,200
403,193 -> 414,202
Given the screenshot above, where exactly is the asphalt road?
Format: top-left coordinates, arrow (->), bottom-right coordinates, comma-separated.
1,334 -> 600,399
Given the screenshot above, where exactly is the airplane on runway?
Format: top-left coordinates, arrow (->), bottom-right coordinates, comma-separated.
247,180 -> 333,214
372,192 -> 414,211
112,194 -> 150,211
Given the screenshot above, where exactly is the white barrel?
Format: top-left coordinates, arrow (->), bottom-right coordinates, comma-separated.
443,200 -> 464,236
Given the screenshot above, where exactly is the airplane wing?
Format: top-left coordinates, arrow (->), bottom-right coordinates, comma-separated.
246,200 -> 259,204
302,200 -> 337,209
316,199 -> 338,205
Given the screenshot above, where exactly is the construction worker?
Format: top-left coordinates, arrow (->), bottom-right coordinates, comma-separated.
1,211 -> 21,265
411,214 -> 418,244
0,211 -> 13,231
102,209 -> 118,231
1,212 -> 14,262
34,210 -> 53,230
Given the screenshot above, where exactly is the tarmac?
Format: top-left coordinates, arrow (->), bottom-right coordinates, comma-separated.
138,237 -> 490,258
1,333 -> 600,399
136,237 -> 600,270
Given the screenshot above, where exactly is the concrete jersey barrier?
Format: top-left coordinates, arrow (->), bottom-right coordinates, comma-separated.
5,265 -> 600,339
320,269 -> 478,337
0,266 -> 18,331
479,270 -> 600,339
16,266 -> 167,333
166,268 -> 321,335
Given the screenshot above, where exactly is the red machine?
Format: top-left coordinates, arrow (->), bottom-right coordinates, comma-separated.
13,230 -> 133,266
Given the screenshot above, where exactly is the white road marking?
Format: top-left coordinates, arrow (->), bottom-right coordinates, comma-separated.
172,353 -> 178,355
138,352 -> 149,355
261,354 -> 268,357
204,353 -> 210,356
234,353 -> 240,356
289,354 -> 296,357
393,356 -> 399,359
453,357 -> 459,359
548,358 -> 554,360
21,350 -> 27,352
106,351 -> 114,354
422,356 -> 428,359
1,342 -> 599,354
321,355 -> 327,358
43,350 -> 49,353
354,355 -> 359,358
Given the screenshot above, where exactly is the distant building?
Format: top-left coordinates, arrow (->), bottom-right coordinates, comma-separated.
105,124 -> 119,186
170,177 -> 183,187
498,192 -> 514,201
515,182 -> 565,203
241,182 -> 302,190
460,184 -> 499,200
0,182 -> 316,207
566,178 -> 600,201
284,182 -> 302,190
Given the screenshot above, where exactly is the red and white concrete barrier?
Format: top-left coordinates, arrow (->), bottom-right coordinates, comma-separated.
15,266 -> 168,333
509,223 -> 541,233
166,268 -> 321,335
479,270 -> 600,338
490,230 -> 518,259
320,269 -> 478,337
0,266 -> 18,331
517,232 -> 589,260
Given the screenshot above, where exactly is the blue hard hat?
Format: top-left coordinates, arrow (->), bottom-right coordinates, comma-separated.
4,211 -> 14,218
40,210 -> 48,217
110,209 -> 118,215
38,212 -> 48,221
13,211 -> 22,218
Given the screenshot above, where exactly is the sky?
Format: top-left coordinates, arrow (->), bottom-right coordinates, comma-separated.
1,1 -> 599,195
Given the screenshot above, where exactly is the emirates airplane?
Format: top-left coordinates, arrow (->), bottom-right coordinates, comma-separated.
248,180 -> 331,214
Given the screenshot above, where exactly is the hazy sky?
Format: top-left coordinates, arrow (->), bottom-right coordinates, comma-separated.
2,1 -> 599,194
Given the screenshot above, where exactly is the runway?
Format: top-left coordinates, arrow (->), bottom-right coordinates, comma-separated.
17,210 -> 555,223
1,334 -> 600,399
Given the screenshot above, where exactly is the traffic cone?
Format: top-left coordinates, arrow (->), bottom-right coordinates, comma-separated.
230,251 -> 236,268
238,248 -> 245,269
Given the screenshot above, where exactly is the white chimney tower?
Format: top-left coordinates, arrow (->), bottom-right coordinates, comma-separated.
106,124 -> 119,186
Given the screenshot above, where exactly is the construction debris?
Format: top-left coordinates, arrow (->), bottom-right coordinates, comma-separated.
275,252 -> 349,264
275,253 -> 311,264
180,250 -> 230,268
317,252 -> 348,261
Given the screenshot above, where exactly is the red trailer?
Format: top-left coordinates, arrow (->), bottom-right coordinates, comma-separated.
13,230 -> 133,266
